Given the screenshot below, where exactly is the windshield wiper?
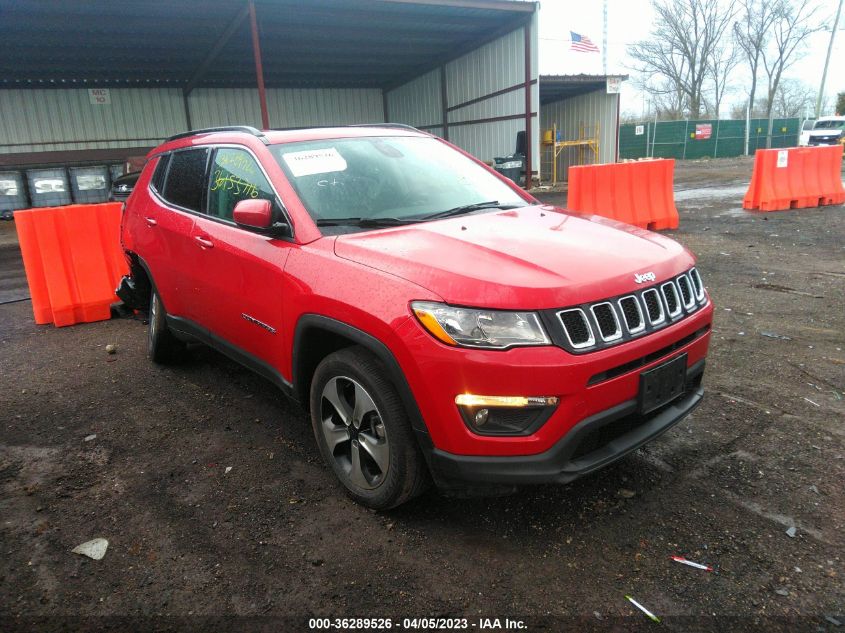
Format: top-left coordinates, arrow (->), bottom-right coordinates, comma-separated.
315,217 -> 420,228
420,201 -> 522,221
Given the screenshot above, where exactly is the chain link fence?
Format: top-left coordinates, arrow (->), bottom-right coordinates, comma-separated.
619,118 -> 801,160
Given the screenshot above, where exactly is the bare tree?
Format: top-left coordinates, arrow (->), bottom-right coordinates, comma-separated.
733,0 -> 779,116
771,78 -> 817,117
707,39 -> 741,117
761,0 -> 825,144
629,0 -> 738,119
635,75 -> 687,119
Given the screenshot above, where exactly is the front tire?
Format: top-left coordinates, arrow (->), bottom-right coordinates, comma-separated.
310,346 -> 429,509
147,290 -> 184,364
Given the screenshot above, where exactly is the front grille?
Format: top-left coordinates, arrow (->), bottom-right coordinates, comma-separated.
559,309 -> 594,348
642,288 -> 665,324
689,268 -> 705,301
677,274 -> 694,308
553,267 -> 708,354
618,296 -> 644,333
662,282 -> 681,316
591,302 -> 622,341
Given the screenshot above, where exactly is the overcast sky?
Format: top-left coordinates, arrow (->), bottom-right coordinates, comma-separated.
536,0 -> 843,119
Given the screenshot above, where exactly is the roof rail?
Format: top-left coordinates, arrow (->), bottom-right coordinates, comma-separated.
165,126 -> 268,144
351,123 -> 424,133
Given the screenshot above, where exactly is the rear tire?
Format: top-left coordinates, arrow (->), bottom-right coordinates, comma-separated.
310,346 -> 429,509
147,290 -> 184,364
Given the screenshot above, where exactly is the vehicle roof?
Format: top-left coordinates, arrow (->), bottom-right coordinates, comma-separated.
816,116 -> 845,121
150,125 -> 431,157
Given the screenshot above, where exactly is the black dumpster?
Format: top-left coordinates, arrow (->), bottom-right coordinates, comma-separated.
0,171 -> 29,219
493,156 -> 525,184
26,168 -> 72,208
69,165 -> 110,204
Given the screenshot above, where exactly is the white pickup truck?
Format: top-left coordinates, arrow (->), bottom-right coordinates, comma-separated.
800,116 -> 845,147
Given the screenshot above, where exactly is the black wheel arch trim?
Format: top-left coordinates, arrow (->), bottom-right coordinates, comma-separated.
117,251 -> 155,312
292,314 -> 434,449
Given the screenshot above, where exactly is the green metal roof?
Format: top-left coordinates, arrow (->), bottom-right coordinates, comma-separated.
0,0 -> 536,90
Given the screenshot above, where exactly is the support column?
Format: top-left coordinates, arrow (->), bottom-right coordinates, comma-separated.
523,21 -> 533,190
183,92 -> 192,131
440,66 -> 449,140
248,0 -> 270,130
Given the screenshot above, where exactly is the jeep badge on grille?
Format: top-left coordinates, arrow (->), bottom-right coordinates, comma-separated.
634,272 -> 656,284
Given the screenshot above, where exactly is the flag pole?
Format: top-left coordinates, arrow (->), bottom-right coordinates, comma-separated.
602,0 -> 608,75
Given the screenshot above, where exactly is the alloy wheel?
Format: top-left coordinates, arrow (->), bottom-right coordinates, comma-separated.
320,376 -> 389,490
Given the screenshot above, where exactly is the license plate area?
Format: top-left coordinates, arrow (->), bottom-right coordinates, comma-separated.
639,353 -> 687,415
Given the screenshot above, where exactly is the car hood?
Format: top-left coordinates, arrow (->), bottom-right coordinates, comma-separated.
808,129 -> 843,136
333,206 -> 694,309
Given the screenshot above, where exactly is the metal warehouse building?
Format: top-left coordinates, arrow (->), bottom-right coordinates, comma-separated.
0,0 -> 623,208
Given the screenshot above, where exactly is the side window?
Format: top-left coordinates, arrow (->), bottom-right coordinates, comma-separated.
162,149 -> 208,212
151,154 -> 170,192
207,148 -> 277,222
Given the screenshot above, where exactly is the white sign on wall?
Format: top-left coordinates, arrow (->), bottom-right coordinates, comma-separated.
635,125 -> 645,136
606,77 -> 621,94
88,88 -> 111,105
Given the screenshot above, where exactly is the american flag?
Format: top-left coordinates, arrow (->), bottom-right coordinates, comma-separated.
570,31 -> 600,53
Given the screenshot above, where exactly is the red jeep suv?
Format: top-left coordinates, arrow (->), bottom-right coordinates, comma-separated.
118,125 -> 712,509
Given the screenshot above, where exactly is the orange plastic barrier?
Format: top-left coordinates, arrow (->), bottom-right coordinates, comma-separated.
743,145 -> 845,211
567,159 -> 679,230
14,203 -> 127,327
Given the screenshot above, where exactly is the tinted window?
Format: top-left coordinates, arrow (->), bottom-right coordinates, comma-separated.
162,149 -> 208,211
207,148 -> 277,221
151,154 -> 170,192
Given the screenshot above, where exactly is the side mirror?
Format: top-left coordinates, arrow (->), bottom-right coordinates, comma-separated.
233,198 -> 273,230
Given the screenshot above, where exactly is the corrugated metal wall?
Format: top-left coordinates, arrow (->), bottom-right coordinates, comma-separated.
386,12 -> 540,171
0,87 -> 386,156
188,88 -> 384,129
540,87 -> 618,181
0,88 -> 187,154
386,70 -> 441,130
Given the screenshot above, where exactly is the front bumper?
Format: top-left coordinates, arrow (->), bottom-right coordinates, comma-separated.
394,300 -> 713,457
429,361 -> 704,487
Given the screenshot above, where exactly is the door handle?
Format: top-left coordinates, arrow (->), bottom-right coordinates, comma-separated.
194,236 -> 214,249
144,217 -> 157,226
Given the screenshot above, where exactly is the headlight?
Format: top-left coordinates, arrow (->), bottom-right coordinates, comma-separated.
411,301 -> 550,349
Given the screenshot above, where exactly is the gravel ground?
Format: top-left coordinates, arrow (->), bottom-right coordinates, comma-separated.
1,156 -> 843,631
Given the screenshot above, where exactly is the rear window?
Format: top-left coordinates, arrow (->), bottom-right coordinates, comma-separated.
151,154 -> 170,192
162,149 -> 208,211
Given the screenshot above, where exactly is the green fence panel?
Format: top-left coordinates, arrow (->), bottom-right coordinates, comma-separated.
618,118 -> 800,160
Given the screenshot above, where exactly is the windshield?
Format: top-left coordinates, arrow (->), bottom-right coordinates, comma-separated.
813,120 -> 845,130
271,136 -> 528,233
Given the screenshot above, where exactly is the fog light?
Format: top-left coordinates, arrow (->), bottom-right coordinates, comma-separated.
474,408 -> 490,427
455,393 -> 559,436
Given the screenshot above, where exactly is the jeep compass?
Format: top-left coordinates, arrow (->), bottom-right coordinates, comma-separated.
118,124 -> 713,509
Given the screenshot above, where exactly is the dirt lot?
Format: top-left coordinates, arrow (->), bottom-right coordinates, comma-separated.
1,156 -> 843,631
